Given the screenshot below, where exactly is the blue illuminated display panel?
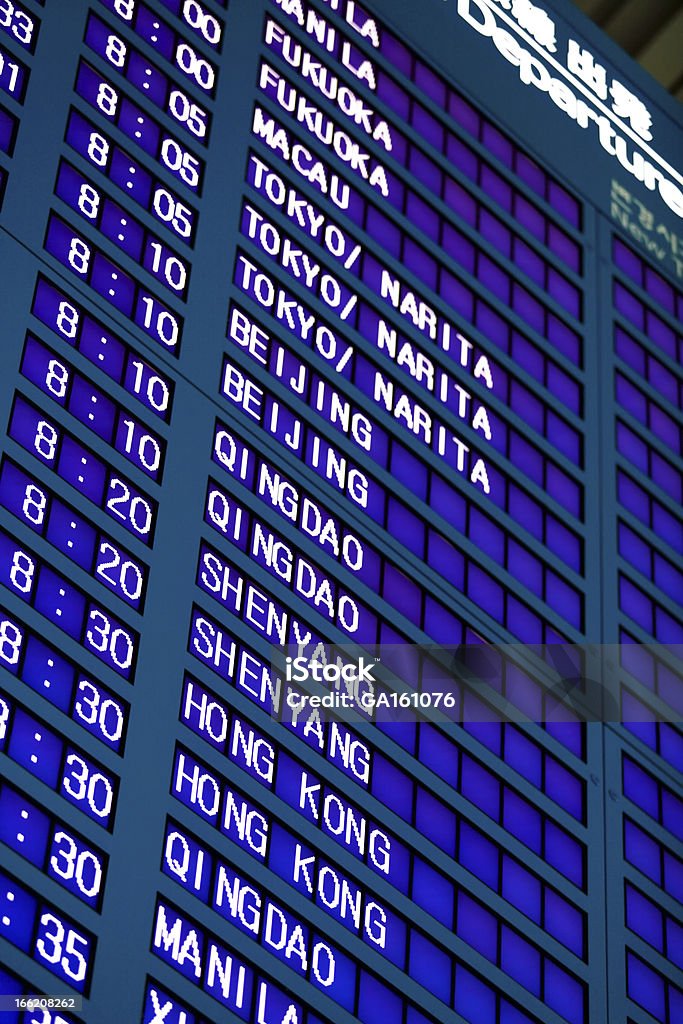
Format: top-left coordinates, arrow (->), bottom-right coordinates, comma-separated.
0,1 -> 680,1024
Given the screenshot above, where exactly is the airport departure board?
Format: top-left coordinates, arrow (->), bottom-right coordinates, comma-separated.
0,1 -> 681,1023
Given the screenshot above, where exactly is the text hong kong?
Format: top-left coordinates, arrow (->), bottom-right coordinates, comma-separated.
169,753 -> 398,960
172,746 -> 396,884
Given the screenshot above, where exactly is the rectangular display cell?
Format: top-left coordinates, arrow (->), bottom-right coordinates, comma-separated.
1,456 -> 148,612
151,0 -> 225,52
21,333 -> 167,484
55,159 -> 191,299
0,1 -> 39,53
0,594 -> 129,752
1,688 -> 119,830
98,0 -> 219,91
84,13 -> 211,144
8,393 -> 158,545
0,518 -> 139,680
0,98 -> 17,152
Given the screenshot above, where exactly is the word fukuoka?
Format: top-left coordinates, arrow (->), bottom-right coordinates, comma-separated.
262,0 -> 407,206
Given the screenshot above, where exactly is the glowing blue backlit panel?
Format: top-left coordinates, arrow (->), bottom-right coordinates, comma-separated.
0,0 -> 680,1022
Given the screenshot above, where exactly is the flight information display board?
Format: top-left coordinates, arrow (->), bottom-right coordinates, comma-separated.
0,1 -> 680,1023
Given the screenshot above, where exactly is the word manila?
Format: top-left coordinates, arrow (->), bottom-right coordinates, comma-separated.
264,20 -> 389,149
271,0 -> 381,50
153,903 -> 307,1023
455,0 -> 683,218
164,828 -> 343,990
269,8 -> 378,92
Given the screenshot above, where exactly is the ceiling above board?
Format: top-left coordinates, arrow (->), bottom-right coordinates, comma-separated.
571,0 -> 683,101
